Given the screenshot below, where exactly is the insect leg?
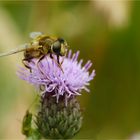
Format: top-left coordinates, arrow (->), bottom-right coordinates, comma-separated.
22,59 -> 32,72
57,55 -> 64,73
38,55 -> 45,63
57,55 -> 60,64
60,56 -> 65,65
50,54 -> 64,73
36,55 -> 50,83
36,55 -> 45,74
50,53 -> 53,59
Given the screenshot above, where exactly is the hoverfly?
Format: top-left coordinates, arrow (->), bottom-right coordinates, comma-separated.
0,32 -> 68,72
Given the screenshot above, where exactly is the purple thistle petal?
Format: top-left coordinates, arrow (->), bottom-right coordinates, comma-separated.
17,50 -> 95,103
89,70 -> 96,80
73,51 -> 80,62
78,59 -> 83,67
83,86 -> 90,92
84,60 -> 91,70
71,53 -> 76,61
68,50 -> 72,59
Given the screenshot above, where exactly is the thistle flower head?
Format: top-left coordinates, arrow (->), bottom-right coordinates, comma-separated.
17,50 -> 95,103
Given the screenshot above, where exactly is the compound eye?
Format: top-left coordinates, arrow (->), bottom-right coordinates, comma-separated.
52,41 -> 61,54
58,38 -> 64,43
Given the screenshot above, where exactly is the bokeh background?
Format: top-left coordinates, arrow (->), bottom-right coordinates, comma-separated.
0,1 -> 140,139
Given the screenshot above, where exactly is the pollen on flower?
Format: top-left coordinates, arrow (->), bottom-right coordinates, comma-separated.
17,50 -> 95,103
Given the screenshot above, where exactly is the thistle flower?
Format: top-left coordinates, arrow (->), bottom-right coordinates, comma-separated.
18,50 -> 95,139
17,50 -> 95,104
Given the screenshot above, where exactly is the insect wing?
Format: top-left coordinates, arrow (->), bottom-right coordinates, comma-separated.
0,43 -> 30,57
30,32 -> 43,39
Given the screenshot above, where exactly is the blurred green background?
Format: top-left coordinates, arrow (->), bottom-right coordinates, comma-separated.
0,1 -> 140,139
